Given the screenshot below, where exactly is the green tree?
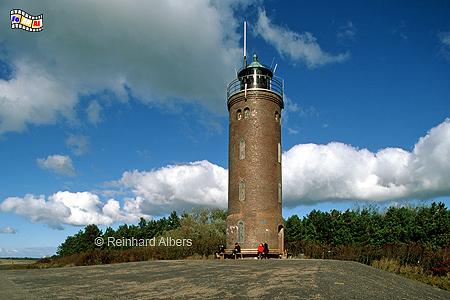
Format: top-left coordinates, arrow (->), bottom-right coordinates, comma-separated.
285,215 -> 304,242
57,224 -> 102,256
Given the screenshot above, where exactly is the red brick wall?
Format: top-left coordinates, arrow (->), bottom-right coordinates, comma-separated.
227,90 -> 284,254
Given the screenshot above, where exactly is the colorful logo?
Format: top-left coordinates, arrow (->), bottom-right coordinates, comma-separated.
10,9 -> 43,32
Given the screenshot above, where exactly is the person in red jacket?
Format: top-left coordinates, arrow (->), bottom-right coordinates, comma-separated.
257,243 -> 264,259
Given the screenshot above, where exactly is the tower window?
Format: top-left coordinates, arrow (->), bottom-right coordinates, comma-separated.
236,109 -> 242,120
237,220 -> 244,243
239,179 -> 245,201
244,107 -> 250,119
278,181 -> 282,204
239,138 -> 245,160
275,111 -> 279,122
278,143 -> 281,163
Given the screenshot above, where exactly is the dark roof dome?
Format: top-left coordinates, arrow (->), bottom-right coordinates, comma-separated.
238,53 -> 273,78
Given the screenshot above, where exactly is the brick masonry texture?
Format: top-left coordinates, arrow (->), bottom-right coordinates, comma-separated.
227,89 -> 284,254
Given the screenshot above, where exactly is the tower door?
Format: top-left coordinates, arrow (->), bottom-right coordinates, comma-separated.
278,225 -> 284,255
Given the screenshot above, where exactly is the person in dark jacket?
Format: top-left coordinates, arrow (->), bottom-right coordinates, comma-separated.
263,242 -> 269,259
215,245 -> 226,258
233,242 -> 241,259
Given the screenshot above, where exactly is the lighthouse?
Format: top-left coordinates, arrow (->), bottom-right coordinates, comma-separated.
226,22 -> 284,256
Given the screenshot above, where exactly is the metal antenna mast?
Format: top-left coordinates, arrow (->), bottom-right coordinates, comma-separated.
243,21 -> 247,67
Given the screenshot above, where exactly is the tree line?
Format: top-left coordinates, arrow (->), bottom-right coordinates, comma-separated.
284,202 -> 449,249
56,202 -> 448,258
56,209 -> 226,258
53,203 -> 448,273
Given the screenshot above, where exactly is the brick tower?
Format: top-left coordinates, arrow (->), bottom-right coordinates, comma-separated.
226,23 -> 284,256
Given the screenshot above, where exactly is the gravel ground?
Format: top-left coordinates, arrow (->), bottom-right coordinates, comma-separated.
0,259 -> 448,299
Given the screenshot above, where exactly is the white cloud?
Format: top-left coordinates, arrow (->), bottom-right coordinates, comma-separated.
0,192 -> 141,230
1,194 -> 70,230
66,134 -> 89,156
3,120 -> 450,227
0,0 -> 248,135
86,101 -> 102,124
0,60 -> 77,134
119,160 -> 228,216
113,119 -> 450,213
36,155 -> 76,176
283,119 -> 450,205
0,226 -> 16,234
255,10 -> 349,68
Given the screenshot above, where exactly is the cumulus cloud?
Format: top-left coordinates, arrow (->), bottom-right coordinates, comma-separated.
255,10 -> 349,68
0,61 -> 77,134
111,119 -> 450,213
118,119 -> 450,212
66,134 -> 89,156
0,192 -> 141,230
119,160 -> 228,216
36,155 -> 75,176
3,120 -> 450,228
0,226 -> 16,234
0,0 -> 247,134
0,161 -> 227,228
283,119 -> 450,205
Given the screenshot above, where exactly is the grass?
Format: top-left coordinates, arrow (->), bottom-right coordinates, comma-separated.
371,258 -> 450,291
0,258 -> 37,265
0,258 -> 38,270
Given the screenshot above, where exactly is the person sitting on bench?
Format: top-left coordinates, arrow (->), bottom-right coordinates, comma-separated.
263,242 -> 269,259
215,245 -> 225,258
233,242 -> 241,259
257,243 -> 264,259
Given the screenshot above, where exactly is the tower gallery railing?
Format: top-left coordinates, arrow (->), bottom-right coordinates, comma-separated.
227,76 -> 284,99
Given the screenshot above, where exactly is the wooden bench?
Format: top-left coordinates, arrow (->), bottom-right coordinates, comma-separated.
220,248 -> 282,259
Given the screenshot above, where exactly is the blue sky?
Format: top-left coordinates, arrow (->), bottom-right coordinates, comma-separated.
1,0 -> 450,257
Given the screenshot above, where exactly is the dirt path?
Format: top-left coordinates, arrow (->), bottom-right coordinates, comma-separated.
1,259 -> 448,299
